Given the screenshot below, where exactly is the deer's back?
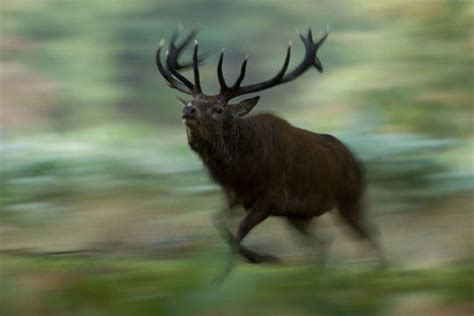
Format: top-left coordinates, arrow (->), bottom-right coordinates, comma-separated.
243,113 -> 364,216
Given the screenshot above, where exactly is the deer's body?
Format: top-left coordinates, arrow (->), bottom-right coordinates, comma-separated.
187,112 -> 363,218
156,26 -> 386,281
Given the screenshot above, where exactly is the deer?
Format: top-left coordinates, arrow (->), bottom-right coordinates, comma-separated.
155,26 -> 386,282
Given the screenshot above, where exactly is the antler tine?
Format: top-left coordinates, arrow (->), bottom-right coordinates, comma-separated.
178,50 -> 209,69
217,49 -> 228,93
274,42 -> 292,81
193,40 -> 202,93
178,28 -> 197,49
224,41 -> 291,99
295,27 -> 305,42
155,41 -> 192,94
284,26 -> 328,77
313,29 -> 329,72
232,54 -> 249,89
307,26 -> 313,42
315,25 -> 329,50
167,27 -> 209,71
166,29 -> 196,91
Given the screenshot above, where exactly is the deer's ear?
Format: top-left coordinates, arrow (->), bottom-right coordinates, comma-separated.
232,96 -> 260,116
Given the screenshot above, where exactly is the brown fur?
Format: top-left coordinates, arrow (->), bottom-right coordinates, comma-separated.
184,104 -> 386,275
187,111 -> 364,217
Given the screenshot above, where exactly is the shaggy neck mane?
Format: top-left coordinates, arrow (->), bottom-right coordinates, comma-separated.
187,116 -> 256,185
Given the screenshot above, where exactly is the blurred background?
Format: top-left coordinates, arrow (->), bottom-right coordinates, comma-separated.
0,0 -> 473,315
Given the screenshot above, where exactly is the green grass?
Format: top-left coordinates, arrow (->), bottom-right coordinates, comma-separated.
1,254 -> 472,316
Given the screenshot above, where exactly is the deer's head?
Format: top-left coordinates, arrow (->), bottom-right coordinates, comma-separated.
155,26 -> 328,137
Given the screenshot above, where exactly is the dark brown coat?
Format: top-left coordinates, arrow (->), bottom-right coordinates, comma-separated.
189,112 -> 364,218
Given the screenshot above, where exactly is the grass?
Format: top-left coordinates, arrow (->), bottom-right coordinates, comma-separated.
1,253 -> 472,316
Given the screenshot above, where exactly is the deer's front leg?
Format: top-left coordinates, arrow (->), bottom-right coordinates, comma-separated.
213,205 -> 281,261
212,207 -> 274,263
236,208 -> 283,262
213,206 -> 279,285
212,208 -> 234,245
234,208 -> 269,245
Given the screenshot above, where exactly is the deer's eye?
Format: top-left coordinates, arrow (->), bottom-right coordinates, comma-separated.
212,107 -> 223,114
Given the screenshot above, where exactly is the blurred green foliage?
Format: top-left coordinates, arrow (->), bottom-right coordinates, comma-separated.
1,0 -> 473,223
1,255 -> 473,316
1,1 -> 473,315
2,0 -> 472,132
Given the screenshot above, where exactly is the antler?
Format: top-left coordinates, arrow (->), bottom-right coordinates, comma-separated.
217,26 -> 329,101
156,26 -> 328,99
155,27 -> 207,95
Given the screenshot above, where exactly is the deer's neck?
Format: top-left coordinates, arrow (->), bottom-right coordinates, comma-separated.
187,117 -> 255,185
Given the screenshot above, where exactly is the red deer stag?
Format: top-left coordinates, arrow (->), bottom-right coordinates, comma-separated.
155,26 -> 386,281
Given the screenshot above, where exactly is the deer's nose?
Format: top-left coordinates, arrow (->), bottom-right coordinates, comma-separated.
182,105 -> 197,119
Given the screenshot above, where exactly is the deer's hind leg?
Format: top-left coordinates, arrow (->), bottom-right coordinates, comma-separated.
338,201 -> 387,267
286,216 -> 331,264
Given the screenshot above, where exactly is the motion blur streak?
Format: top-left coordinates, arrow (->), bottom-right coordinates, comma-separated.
0,1 -> 473,315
